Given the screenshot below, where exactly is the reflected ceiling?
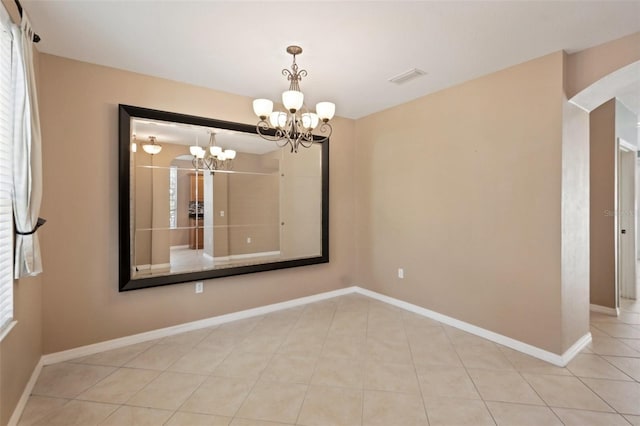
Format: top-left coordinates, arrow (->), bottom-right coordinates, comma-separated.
132,119 -> 280,155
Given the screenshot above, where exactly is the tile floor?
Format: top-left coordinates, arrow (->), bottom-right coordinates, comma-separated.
16,295 -> 640,425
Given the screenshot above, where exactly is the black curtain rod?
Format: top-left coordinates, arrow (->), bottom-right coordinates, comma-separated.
13,0 -> 40,43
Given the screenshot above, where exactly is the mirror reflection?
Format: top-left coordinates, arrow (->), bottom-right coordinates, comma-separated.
130,118 -> 323,279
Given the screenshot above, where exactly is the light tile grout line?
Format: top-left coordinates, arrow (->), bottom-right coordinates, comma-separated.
225,309 -> 306,423
400,309 -> 435,426
441,323 -> 499,426
134,323 -> 225,423
20,294 -> 640,425
509,359 -> 568,425
292,297 -> 340,426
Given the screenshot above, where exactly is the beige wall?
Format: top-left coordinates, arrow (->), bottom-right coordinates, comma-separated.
38,54 -> 356,354
0,276 -> 42,426
565,31 -> 640,99
355,52 -> 576,354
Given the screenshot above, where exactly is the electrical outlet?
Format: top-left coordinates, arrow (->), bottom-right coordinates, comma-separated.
195,282 -> 203,293
220,210 -> 225,217
398,268 -> 404,279
247,237 -> 252,244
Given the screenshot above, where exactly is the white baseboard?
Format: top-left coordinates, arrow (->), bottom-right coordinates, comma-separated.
134,263 -> 171,271
203,252 -> 214,260
590,304 -> 620,316
7,357 -> 43,426
229,251 -> 281,260
354,287 -> 590,367
41,285 -> 590,368
19,283 -> 593,426
41,286 -> 357,366
559,333 -> 593,366
213,252 -> 281,263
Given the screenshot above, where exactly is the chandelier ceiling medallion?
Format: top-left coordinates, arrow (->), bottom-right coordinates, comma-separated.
253,46 -> 335,153
190,131 -> 236,172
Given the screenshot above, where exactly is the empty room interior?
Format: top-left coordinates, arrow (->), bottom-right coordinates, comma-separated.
1,1 -> 640,425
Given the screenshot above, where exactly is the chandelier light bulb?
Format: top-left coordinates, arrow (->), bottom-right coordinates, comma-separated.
210,145 -> 222,156
282,90 -> 304,112
253,99 -> 273,119
189,146 -> 202,156
316,102 -> 335,122
225,149 -> 237,160
301,112 -> 319,130
270,111 -> 287,129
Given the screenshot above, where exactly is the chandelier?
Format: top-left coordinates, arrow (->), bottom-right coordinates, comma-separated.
190,131 -> 236,172
252,46 -> 335,153
142,136 -> 162,155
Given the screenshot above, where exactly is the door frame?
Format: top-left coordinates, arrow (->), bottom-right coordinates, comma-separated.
616,138 -> 637,306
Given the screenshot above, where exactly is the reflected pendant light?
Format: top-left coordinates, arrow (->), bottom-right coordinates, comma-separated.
142,136 -> 162,155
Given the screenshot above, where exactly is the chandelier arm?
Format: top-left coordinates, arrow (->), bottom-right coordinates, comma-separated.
275,137 -> 291,149
316,122 -> 333,139
204,157 -> 215,172
298,133 -> 316,149
256,121 -> 284,142
257,122 -> 292,149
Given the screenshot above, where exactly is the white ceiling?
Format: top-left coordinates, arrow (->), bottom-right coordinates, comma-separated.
21,1 -> 640,119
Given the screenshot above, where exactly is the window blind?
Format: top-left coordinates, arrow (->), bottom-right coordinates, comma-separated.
0,17 -> 14,333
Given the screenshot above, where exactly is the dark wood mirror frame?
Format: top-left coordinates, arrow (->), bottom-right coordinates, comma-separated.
119,104 -> 329,291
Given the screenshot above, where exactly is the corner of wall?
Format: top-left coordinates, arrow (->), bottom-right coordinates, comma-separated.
566,31 -> 640,99
560,96 -> 591,351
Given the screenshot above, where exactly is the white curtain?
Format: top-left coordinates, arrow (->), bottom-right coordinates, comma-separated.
12,15 -> 42,278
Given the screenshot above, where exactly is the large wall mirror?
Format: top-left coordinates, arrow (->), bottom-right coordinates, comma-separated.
119,105 -> 329,291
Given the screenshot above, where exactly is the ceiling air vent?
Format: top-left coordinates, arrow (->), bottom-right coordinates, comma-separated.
388,68 -> 427,85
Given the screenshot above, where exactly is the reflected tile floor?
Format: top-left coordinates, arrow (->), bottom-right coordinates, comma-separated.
18,295 -> 640,425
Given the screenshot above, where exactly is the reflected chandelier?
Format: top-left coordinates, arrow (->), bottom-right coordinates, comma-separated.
253,46 -> 335,153
190,131 -> 236,172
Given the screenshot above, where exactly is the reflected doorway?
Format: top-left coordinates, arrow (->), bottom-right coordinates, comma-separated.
617,139 -> 637,306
